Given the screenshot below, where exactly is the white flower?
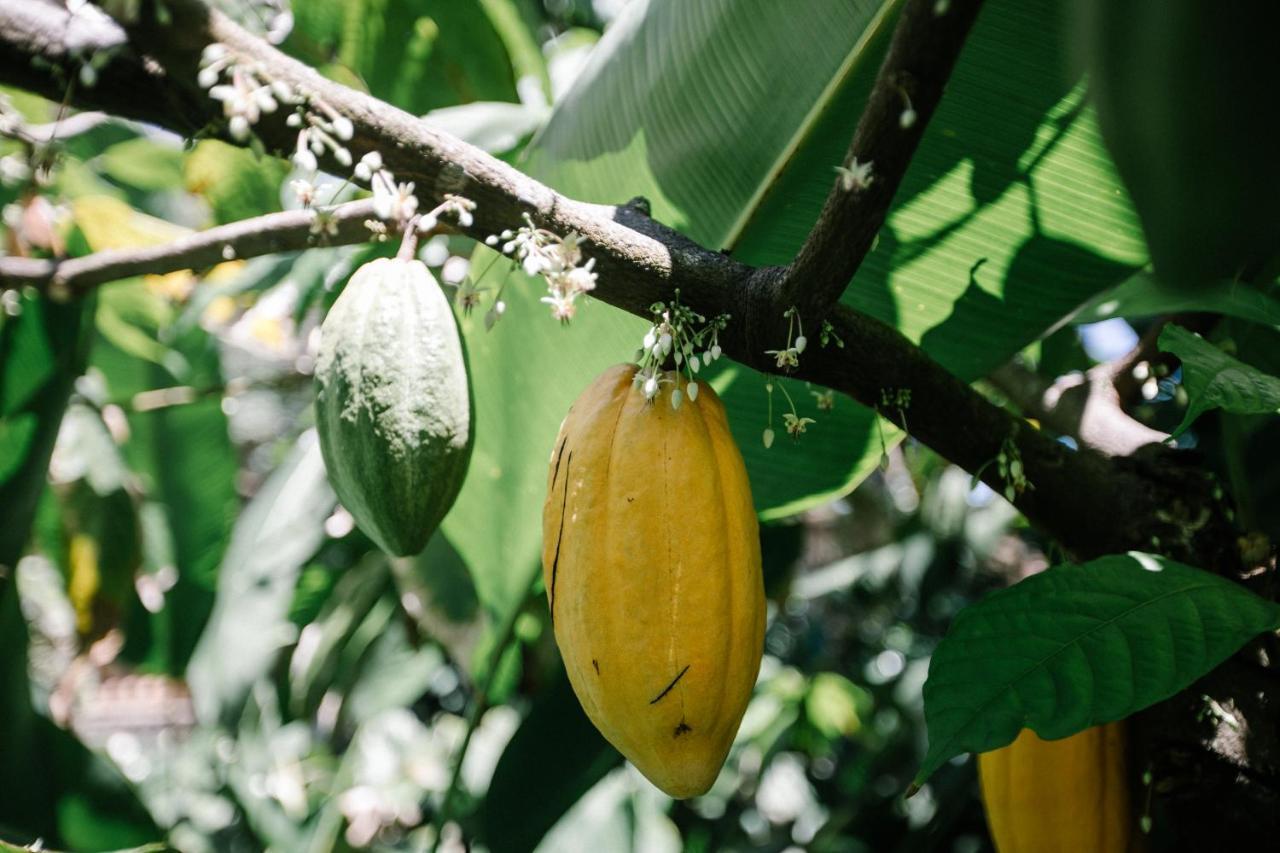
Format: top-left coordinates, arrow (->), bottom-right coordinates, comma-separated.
711,344 -> 722,360
899,108 -> 917,129
643,375 -> 659,400
835,157 -> 874,192
763,428 -> 775,449
670,388 -> 683,410
783,413 -> 816,437
689,354 -> 700,372
290,179 -> 317,207
687,382 -> 699,402
794,335 -> 807,353
541,294 -> 577,323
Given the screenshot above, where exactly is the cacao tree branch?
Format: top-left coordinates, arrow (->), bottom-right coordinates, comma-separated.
987,359 -> 1169,456
779,0 -> 984,317
0,0 -> 1239,570
0,200 -> 380,294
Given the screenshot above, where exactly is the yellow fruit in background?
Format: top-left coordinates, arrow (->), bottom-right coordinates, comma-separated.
542,364 -> 765,798
979,722 -> 1137,852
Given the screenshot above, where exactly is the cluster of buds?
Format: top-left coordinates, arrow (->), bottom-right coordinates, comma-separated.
995,436 -> 1031,503
486,214 -> 597,323
632,291 -> 729,409
200,44 -> 291,142
353,151 -> 417,222
199,43 -> 355,175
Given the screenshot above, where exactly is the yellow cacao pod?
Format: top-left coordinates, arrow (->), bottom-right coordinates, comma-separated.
979,723 -> 1137,853
542,364 -> 765,799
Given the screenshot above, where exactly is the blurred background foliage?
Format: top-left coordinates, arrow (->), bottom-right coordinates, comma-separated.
1,0 -> 1278,850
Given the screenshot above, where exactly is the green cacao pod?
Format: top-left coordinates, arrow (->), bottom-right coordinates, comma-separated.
542,364 -> 765,798
315,257 -> 473,556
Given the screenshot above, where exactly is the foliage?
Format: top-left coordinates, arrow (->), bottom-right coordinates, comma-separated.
1,0 -> 1279,851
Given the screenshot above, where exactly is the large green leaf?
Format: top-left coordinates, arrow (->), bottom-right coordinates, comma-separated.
1070,272 -> 1280,328
287,0 -> 518,115
480,669 -> 620,853
186,430 -> 336,724
1082,1 -> 1280,289
913,553 -> 1280,786
0,292 -> 93,840
1159,324 -> 1280,438
448,0 -> 1145,628
92,295 -> 240,673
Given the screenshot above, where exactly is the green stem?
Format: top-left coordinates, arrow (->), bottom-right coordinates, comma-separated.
429,566 -> 539,852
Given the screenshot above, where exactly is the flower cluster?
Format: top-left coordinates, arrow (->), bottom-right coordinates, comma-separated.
199,43 -> 356,190
632,291 -> 729,409
199,44 -> 294,143
765,305 -> 808,371
995,436 -> 1032,502
485,214 -> 597,322
819,318 -> 845,349
761,380 -> 816,447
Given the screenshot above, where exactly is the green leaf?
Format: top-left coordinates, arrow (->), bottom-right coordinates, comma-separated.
481,669 -> 621,853
183,140 -> 287,225
287,0 -> 518,115
186,430 -> 336,723
0,292 -> 92,840
1159,324 -> 1280,438
1082,0 -> 1280,289
1071,272 -> 1280,328
914,553 -> 1280,787
421,100 -> 548,155
97,137 -> 186,192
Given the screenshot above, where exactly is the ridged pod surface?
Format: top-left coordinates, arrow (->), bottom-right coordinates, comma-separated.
315,257 -> 473,556
542,364 -> 765,798
979,723 -> 1137,853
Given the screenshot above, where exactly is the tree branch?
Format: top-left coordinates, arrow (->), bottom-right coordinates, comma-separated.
780,0 -> 983,316
0,200 -> 379,294
0,0 -> 1239,570
988,359 -> 1168,456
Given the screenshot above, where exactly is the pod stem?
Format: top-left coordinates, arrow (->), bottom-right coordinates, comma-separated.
396,216 -> 421,260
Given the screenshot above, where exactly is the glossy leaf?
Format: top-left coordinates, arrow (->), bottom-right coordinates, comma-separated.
914,553 -> 1280,786
286,0 -> 518,115
481,669 -> 621,853
186,430 -> 336,723
1160,324 -> 1280,438
1070,272 -> 1280,328
1082,0 -> 1280,289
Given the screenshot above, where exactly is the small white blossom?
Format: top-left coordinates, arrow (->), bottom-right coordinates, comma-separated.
835,158 -> 874,192
763,428 -> 775,449
290,178 -> 317,207
687,382 -> 699,402
900,108 -> 917,129
794,335 -> 807,354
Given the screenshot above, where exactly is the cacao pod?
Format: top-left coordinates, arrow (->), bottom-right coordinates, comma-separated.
542,364 -> 765,798
979,722 -> 1137,852
314,257 -> 473,556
